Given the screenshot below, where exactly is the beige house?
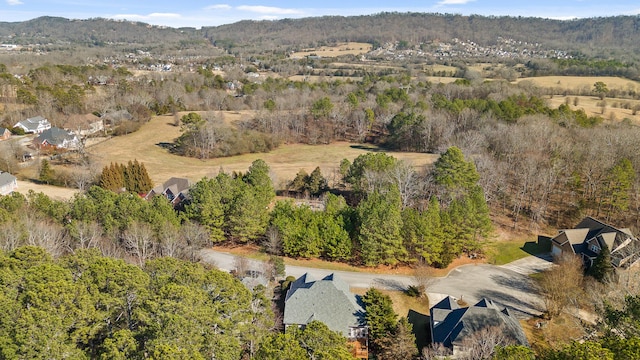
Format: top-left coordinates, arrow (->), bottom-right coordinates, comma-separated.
550,217 -> 640,269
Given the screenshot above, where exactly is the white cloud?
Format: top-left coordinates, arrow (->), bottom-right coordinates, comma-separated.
112,13 -> 182,21
236,5 -> 304,15
438,0 -> 475,4
7,0 -> 24,5
204,4 -> 232,10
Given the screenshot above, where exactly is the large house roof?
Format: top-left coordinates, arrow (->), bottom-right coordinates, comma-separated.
34,127 -> 77,147
284,273 -> 364,336
431,296 -> 528,349
14,116 -> 50,132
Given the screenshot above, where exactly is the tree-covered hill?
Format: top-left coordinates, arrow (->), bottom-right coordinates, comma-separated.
0,16 -> 203,47
2,14 -> 640,59
201,13 -> 640,58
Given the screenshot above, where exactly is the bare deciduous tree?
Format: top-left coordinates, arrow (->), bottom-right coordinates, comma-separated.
264,225 -> 282,255
122,222 -> 156,267
459,325 -> 514,360
70,221 -> 103,250
537,254 -> 585,318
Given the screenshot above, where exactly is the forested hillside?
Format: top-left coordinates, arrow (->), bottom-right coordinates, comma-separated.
0,16 -> 203,47
2,14 -> 640,60
201,13 -> 640,58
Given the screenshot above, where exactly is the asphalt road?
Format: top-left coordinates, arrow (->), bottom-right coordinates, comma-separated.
199,249 -> 551,318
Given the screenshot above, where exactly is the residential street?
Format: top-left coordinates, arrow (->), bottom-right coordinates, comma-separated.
199,248 -> 551,318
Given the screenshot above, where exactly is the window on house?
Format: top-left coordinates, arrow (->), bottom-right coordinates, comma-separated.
590,244 -> 600,253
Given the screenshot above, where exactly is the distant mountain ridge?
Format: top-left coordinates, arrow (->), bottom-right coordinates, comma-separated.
1,14 -> 639,59
0,16 -> 202,47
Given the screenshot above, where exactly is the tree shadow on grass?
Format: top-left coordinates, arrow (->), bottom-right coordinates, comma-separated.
349,144 -> 387,152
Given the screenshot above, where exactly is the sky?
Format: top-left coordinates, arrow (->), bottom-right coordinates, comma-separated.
1,0 -> 639,29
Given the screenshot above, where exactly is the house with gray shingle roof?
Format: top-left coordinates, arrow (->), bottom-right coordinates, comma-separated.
0,172 -> 17,195
14,116 -> 51,134
284,273 -> 368,358
430,296 -> 528,358
144,177 -> 191,208
33,127 -> 80,150
550,217 -> 640,269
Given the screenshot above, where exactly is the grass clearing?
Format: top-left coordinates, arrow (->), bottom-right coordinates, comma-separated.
546,95 -> 640,123
516,76 -> 640,92
86,114 -> 438,187
486,238 -> 541,265
290,42 -> 372,58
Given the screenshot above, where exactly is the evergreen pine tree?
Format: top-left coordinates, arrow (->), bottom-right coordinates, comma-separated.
38,159 -> 55,185
589,245 -> 616,283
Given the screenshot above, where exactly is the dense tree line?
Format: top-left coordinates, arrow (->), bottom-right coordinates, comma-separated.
183,151 -> 491,267
99,160 -> 153,194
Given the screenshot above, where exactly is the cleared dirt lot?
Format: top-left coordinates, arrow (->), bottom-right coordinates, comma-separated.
87,113 -> 439,186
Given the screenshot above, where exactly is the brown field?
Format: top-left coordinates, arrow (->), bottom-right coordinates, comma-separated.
288,75 -> 363,82
14,180 -> 80,200
546,95 -> 640,123
424,76 -> 460,84
86,112 -> 438,187
516,76 -> 640,92
290,42 -> 372,58
425,64 -> 459,73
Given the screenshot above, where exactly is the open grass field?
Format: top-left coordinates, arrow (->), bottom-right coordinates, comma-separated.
424,76 -> 460,84
288,75 -> 363,82
290,42 -> 372,58
86,112 -> 439,187
14,180 -> 80,200
546,95 -> 640,123
516,76 -> 640,92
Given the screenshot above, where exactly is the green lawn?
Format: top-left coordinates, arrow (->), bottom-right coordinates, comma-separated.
486,239 -> 545,265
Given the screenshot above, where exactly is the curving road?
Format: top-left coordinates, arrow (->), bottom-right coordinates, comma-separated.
199,249 -> 552,318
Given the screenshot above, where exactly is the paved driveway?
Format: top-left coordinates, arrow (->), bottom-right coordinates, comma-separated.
199,249 -> 548,318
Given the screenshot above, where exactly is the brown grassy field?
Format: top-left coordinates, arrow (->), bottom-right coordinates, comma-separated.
87,112 -> 438,187
14,180 -> 80,200
288,75 -> 363,82
424,76 -> 460,84
546,95 -> 640,123
516,76 -> 640,92
290,42 -> 372,58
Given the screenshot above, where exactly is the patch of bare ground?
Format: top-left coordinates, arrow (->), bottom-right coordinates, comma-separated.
525,313 -> 587,352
